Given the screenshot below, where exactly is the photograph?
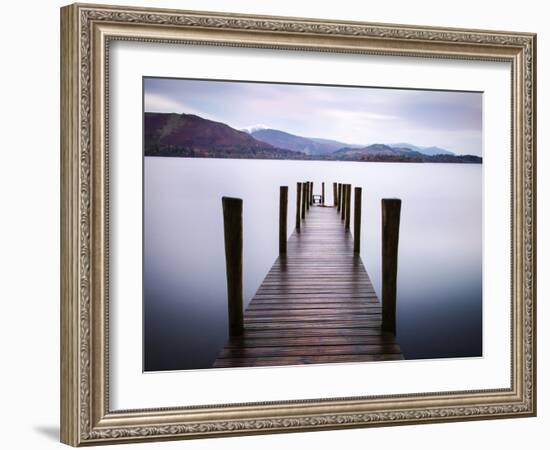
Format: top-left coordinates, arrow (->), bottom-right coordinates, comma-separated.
143,77 -> 483,372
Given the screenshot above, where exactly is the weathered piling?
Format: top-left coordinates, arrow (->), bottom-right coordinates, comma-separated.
322,182 -> 325,205
353,187 -> 362,253
333,182 -> 337,207
345,184 -> 351,230
221,197 -> 244,336
338,183 -> 343,213
279,186 -> 288,254
381,198 -> 401,335
301,181 -> 307,219
341,184 -> 346,221
305,182 -> 310,211
295,182 -> 302,231
310,181 -> 314,205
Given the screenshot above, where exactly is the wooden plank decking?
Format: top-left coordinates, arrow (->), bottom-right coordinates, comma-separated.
213,204 -> 403,368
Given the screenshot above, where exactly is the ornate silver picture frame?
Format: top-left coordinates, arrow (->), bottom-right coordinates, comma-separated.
60,3 -> 536,446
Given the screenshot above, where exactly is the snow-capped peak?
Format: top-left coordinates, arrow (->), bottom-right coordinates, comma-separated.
242,124 -> 271,133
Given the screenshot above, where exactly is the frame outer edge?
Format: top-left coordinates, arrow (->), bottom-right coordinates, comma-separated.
61,2 -> 537,445
61,3 -> 81,447
529,33 -> 536,416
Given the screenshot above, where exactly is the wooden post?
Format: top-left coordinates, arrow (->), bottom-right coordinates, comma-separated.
301,181 -> 307,219
222,197 -> 244,336
340,184 -> 346,221
353,187 -> 362,252
306,182 -> 310,211
310,181 -> 314,205
337,183 -> 343,213
295,182 -> 302,231
279,186 -> 288,254
322,182 -> 325,205
345,184 -> 351,230
381,198 -> 401,335
333,182 -> 337,207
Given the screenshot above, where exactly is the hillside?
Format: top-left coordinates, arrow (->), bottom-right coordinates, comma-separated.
331,144 -> 480,163
145,113 -> 304,159
389,143 -> 455,156
250,129 -> 344,155
334,144 -> 423,159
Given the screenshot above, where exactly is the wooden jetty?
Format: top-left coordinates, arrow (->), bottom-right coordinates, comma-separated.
214,186 -> 403,368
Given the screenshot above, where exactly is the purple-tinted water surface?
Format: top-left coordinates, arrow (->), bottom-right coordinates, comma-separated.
144,157 -> 482,371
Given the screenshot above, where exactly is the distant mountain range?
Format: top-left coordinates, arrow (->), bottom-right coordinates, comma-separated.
145,112 -> 481,164
330,144 -> 481,164
249,128 -> 361,155
388,143 -> 454,156
334,144 -> 423,158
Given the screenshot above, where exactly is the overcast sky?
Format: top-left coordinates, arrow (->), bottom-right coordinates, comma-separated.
144,77 -> 482,156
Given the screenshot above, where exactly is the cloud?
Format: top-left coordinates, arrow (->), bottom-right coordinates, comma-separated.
144,92 -> 213,120
144,92 -> 183,113
321,108 -> 398,122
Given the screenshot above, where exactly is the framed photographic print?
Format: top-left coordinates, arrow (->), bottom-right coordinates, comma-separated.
60,3 -> 537,446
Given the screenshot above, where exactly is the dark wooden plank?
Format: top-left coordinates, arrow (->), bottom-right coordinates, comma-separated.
238,328 -> 388,338
224,335 -> 398,347
254,292 -> 377,298
243,321 -> 382,330
244,312 -> 382,320
218,344 -> 402,358
246,309 -> 382,315
213,354 -> 404,368
247,304 -> 382,311
255,289 -> 376,295
261,282 -> 373,285
254,291 -> 377,297
253,298 -> 379,304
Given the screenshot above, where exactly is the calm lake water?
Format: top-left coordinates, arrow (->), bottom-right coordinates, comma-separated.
144,157 -> 482,371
